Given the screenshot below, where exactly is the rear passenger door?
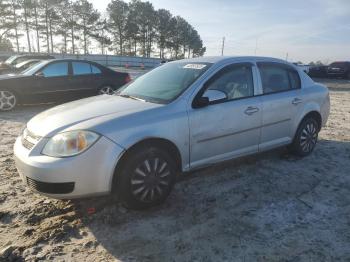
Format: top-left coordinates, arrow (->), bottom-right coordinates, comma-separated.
258,62 -> 303,151
70,61 -> 97,98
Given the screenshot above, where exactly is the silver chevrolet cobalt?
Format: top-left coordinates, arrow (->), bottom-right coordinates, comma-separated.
14,56 -> 330,209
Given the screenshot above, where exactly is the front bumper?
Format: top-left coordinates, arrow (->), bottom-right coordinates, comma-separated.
14,135 -> 125,199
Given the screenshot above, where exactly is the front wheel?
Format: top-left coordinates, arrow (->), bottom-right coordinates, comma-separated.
98,85 -> 115,95
116,146 -> 177,209
289,117 -> 319,157
0,90 -> 17,111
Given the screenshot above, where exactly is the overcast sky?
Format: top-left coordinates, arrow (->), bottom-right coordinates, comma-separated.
94,0 -> 350,63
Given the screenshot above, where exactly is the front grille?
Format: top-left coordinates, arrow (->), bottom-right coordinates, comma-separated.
22,137 -> 34,150
26,177 -> 75,194
21,128 -> 41,150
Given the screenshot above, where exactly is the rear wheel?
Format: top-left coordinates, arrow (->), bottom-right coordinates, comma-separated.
0,90 -> 17,111
116,146 -> 177,209
289,117 -> 319,157
98,85 -> 115,95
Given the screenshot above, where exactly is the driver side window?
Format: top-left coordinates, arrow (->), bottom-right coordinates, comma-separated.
206,64 -> 254,101
41,62 -> 69,77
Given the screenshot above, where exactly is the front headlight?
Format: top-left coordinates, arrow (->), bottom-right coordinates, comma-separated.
42,130 -> 100,157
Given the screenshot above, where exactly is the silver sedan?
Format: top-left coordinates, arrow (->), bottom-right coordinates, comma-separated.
14,56 -> 330,209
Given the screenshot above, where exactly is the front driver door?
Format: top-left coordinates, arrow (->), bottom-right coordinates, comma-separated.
188,63 -> 262,169
27,61 -> 70,103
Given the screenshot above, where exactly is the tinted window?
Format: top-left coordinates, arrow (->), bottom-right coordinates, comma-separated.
41,62 -> 69,77
91,65 -> 102,74
5,55 -> 18,65
258,64 -> 298,94
329,62 -> 347,68
72,62 -> 92,75
206,65 -> 254,100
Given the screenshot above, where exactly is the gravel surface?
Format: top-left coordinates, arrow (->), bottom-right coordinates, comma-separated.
0,79 -> 349,261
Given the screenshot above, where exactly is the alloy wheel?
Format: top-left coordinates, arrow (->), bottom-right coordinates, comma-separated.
300,122 -> 318,153
98,86 -> 115,95
0,91 -> 16,111
131,157 -> 172,203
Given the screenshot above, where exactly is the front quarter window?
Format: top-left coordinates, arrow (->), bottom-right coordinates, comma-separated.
118,62 -> 211,104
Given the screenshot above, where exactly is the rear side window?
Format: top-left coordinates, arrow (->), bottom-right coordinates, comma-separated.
41,62 -> 69,77
258,63 -> 300,94
288,70 -> 301,89
72,62 -> 92,75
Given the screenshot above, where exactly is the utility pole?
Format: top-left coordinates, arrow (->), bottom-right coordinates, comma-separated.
285,52 -> 289,61
221,37 -> 225,56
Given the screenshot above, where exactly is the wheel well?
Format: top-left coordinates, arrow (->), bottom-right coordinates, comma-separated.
301,111 -> 322,130
112,138 -> 182,191
0,88 -> 20,104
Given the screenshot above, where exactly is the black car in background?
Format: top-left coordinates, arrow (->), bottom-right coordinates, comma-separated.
0,54 -> 54,74
4,59 -> 42,75
0,59 -> 131,111
326,61 -> 350,79
308,65 -> 328,78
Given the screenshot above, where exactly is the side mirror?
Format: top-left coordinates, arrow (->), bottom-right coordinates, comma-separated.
192,97 -> 209,108
193,89 -> 227,108
35,71 -> 45,77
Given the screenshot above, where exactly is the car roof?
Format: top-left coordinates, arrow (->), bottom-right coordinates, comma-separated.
44,58 -> 100,64
174,56 -> 291,65
17,54 -> 53,58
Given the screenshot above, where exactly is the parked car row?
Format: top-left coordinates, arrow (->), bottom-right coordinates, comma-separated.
308,61 -> 350,79
13,56 -> 330,209
0,54 -> 55,75
0,57 -> 131,111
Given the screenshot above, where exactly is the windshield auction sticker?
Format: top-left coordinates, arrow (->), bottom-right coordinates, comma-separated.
183,64 -> 207,70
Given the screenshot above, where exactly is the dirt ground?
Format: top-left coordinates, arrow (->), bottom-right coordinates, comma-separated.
0,78 -> 350,262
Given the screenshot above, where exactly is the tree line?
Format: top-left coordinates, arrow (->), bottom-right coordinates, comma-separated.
0,0 -> 206,59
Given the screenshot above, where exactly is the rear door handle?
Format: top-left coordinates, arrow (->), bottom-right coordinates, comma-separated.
244,106 -> 259,115
292,98 -> 303,105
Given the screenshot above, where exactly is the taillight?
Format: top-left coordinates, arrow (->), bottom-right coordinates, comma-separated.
125,74 -> 131,83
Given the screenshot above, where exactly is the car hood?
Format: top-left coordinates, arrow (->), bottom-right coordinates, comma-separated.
0,73 -> 27,80
27,95 -> 161,137
0,63 -> 10,69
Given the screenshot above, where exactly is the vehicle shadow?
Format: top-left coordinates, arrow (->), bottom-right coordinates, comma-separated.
75,138 -> 350,261
0,104 -> 53,124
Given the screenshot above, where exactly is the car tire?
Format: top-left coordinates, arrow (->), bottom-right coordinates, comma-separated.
289,117 -> 319,157
116,145 -> 178,210
98,85 -> 115,95
0,90 -> 17,111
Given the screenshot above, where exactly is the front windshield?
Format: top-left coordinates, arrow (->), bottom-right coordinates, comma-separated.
329,62 -> 346,68
118,62 -> 212,104
4,55 -> 18,65
21,61 -> 48,75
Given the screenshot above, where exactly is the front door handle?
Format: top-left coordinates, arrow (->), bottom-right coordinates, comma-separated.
244,106 -> 259,115
292,98 -> 303,105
